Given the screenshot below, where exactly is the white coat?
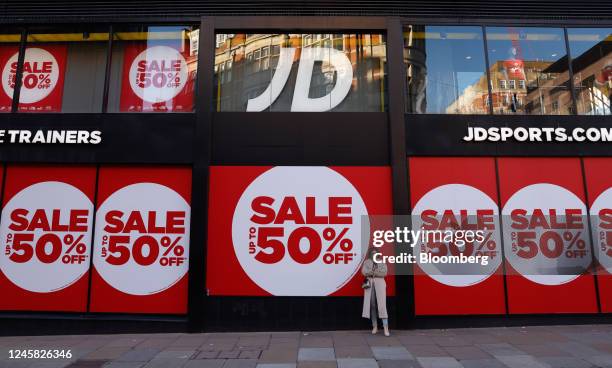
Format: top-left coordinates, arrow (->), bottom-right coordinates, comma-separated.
361,258 -> 388,319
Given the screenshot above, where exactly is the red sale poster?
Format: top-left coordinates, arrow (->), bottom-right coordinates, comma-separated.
583,158 -> 612,312
410,157 -> 505,315
0,45 -> 67,112
89,166 -> 191,314
207,166 -> 395,297
119,43 -> 196,112
0,165 -> 95,312
498,158 -> 598,314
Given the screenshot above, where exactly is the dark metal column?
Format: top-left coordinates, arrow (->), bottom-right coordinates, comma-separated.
386,17 -> 414,329
187,17 -> 215,332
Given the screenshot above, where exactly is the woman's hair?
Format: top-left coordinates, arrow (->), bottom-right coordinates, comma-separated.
367,247 -> 379,258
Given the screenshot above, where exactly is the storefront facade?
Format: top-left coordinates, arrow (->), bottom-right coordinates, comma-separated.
0,1 -> 611,333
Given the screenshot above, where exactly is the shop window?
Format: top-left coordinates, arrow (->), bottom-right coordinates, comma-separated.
404,25 -> 489,114
486,27 -> 572,115
107,25 -> 199,113
567,28 -> 611,115
11,26 -> 108,113
0,27 -> 24,112
213,33 -> 387,112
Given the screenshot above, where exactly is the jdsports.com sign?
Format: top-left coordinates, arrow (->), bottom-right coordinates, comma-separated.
207,166 -> 395,297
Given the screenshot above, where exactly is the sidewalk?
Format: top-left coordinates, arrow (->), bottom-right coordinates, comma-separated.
2,324 -> 612,368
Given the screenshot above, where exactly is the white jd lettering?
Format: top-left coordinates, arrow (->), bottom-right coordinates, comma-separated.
246,47 -> 353,112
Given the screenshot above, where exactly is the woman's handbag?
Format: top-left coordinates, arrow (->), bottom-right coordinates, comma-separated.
362,277 -> 371,289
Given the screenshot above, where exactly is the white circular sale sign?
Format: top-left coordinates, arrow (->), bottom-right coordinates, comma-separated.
129,46 -> 188,103
2,48 -> 60,104
590,188 -> 612,273
93,183 -> 190,296
232,167 -> 369,296
412,184 -> 502,287
503,183 -> 591,286
0,182 -> 93,293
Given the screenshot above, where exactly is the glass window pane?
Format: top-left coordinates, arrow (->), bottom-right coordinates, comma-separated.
214,33 -> 387,112
486,27 -> 571,115
0,27 -> 24,112
568,28 -> 612,115
107,25 -> 199,113
16,26 -> 108,113
404,25 -> 489,114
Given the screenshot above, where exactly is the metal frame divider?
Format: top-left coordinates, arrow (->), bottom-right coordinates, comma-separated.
187,17 -> 215,332
385,17 -> 414,329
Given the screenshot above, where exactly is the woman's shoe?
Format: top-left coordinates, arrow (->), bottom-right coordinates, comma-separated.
383,326 -> 390,336
371,325 -> 378,335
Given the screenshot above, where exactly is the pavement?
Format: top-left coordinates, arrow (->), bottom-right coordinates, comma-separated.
2,324 -> 612,368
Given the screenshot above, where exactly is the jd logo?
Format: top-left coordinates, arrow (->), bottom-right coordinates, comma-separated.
246,48 -> 353,112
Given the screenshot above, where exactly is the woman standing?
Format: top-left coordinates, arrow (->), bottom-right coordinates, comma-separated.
362,248 -> 389,336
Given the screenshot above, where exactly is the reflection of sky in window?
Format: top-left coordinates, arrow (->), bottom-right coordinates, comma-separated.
486,28 -> 566,64
567,28 -> 611,59
424,26 -> 486,113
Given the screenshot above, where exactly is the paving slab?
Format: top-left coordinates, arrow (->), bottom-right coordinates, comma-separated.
334,346 -> 373,359
115,348 -> 161,362
536,356 -> 594,368
336,358 -> 378,368
223,359 -> 258,368
259,349 -> 297,364
442,346 -> 490,360
183,359 -> 226,368
154,350 -> 196,359
83,347 -> 132,361
370,347 -> 412,360
102,363 -> 145,368
416,357 -> 463,368
297,348 -> 335,362
377,360 -> 421,368
476,343 -> 524,356
256,364 -> 297,368
582,354 -> 612,367
142,357 -> 189,368
218,351 -> 241,359
494,355 -> 549,368
457,359 -> 506,368
405,345 -> 450,358
296,362 -> 336,368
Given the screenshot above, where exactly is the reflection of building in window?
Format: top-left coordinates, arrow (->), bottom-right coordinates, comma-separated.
448,59 -> 572,114
213,33 -> 387,111
569,31 -> 611,115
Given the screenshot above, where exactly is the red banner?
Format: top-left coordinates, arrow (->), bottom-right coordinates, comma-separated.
207,166 -> 394,296
498,158 -> 598,314
89,166 -> 191,314
409,157 -> 505,315
119,43 -> 196,112
0,165 -> 95,312
503,59 -> 525,80
0,45 -> 67,112
584,158 -> 612,312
